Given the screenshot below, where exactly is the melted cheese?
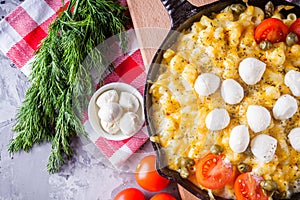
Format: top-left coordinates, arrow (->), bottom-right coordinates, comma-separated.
150,4 -> 300,199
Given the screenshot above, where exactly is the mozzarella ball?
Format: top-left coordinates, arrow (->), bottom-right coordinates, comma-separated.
251,134 -> 277,163
221,79 -> 244,104
273,94 -> 298,120
246,105 -> 271,133
96,90 -> 118,107
119,92 -> 140,112
119,112 -> 141,135
101,120 -> 120,135
239,57 -> 266,85
229,125 -> 250,153
98,102 -> 123,123
205,108 -> 230,131
288,128 -> 300,152
284,70 -> 300,97
194,73 -> 221,96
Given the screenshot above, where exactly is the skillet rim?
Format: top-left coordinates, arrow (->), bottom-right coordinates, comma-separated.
144,0 -> 300,199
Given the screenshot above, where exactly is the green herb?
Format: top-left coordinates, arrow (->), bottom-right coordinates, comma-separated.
9,0 -> 128,173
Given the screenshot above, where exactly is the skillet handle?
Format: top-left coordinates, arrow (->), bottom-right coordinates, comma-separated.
161,0 -> 199,29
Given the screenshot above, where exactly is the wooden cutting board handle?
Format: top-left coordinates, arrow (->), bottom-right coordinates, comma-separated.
178,185 -> 201,200
127,0 -> 217,199
127,0 -> 216,69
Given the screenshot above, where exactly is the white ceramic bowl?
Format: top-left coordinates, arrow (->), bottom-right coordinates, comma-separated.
88,82 -> 145,141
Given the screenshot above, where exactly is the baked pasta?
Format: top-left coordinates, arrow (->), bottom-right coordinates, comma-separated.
149,1 -> 300,199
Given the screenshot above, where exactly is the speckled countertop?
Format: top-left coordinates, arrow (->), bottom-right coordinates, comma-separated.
0,1 -> 180,199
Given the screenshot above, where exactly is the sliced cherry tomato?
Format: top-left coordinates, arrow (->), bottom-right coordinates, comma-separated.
150,192 -> 177,200
254,18 -> 289,43
135,155 -> 170,192
234,172 -> 268,200
289,18 -> 300,44
227,165 -> 241,187
195,153 -> 233,190
114,188 -> 145,200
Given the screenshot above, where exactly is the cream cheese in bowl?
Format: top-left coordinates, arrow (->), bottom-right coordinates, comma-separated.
88,82 -> 144,141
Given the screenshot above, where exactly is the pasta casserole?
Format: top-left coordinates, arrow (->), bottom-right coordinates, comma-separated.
149,1 -> 300,199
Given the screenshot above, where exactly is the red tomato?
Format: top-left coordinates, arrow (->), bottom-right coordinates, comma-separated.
195,153 -> 233,190
227,165 -> 241,187
135,155 -> 170,192
114,188 -> 145,200
254,18 -> 289,43
234,173 -> 268,200
150,193 -> 177,200
289,18 -> 300,44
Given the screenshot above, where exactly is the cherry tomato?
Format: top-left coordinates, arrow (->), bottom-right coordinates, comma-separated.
254,18 -> 289,43
150,192 -> 177,200
289,18 -> 300,44
234,172 -> 268,200
227,165 -> 241,187
195,153 -> 233,190
135,155 -> 170,192
114,188 -> 145,200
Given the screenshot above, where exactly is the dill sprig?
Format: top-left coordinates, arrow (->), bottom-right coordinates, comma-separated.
9,0 -> 128,173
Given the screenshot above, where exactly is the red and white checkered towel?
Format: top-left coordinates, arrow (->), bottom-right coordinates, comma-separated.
0,0 -> 149,168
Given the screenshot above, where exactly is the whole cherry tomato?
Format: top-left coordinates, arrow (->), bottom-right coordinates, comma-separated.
289,18 -> 300,44
114,188 -> 145,200
195,153 -> 233,190
135,155 -> 170,192
234,172 -> 268,200
254,18 -> 289,43
150,192 -> 177,200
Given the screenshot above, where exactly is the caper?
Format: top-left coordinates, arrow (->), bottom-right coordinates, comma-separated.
286,32 -> 299,47
176,157 -> 195,169
265,1 -> 274,18
210,144 -> 224,155
243,146 -> 253,156
186,158 -> 195,167
180,167 -> 189,179
259,40 -> 273,50
260,180 -> 277,192
222,4 -> 246,20
231,4 -> 246,15
237,163 -> 251,173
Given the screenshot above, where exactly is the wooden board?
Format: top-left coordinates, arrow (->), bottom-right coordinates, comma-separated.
127,0 -> 216,69
126,0 -> 217,199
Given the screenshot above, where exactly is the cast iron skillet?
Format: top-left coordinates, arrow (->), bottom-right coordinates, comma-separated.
144,0 -> 300,199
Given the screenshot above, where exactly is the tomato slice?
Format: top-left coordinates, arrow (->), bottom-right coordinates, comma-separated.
289,18 -> 300,44
254,18 -> 289,43
227,165 -> 241,187
234,173 -> 268,200
195,153 -> 233,190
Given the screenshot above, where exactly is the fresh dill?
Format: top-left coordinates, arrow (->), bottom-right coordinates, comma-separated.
9,0 -> 129,173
